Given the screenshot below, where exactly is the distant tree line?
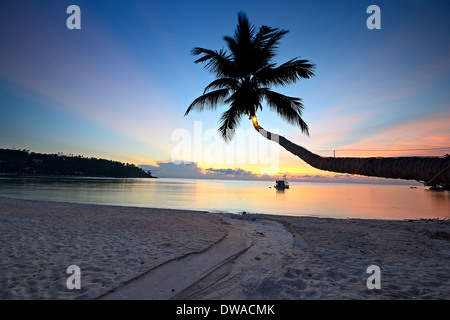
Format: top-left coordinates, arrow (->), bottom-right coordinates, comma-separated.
0,148 -> 155,178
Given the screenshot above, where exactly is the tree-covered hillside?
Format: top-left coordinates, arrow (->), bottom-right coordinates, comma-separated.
0,149 -> 155,178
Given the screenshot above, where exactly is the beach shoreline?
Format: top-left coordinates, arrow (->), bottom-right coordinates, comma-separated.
1,196 -> 449,300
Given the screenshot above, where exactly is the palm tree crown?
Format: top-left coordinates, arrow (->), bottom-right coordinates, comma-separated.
185,12 -> 315,141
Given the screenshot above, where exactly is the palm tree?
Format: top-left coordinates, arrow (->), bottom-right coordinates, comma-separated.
186,12 -> 450,186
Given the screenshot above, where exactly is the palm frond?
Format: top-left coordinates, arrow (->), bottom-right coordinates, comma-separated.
224,12 -> 255,55
263,90 -> 309,135
191,47 -> 235,77
255,58 -> 315,87
203,78 -> 239,94
224,12 -> 265,77
224,83 -> 263,116
185,89 -> 230,116
254,26 -> 288,65
218,103 -> 243,142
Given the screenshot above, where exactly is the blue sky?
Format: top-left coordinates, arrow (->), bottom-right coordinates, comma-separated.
0,0 -> 449,180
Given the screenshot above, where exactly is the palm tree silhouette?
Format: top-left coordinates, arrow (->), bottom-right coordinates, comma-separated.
186,12 -> 450,186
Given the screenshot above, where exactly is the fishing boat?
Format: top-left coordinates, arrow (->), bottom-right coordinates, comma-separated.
274,179 -> 289,190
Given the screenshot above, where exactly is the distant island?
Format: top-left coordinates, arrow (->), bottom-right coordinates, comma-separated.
0,148 -> 156,178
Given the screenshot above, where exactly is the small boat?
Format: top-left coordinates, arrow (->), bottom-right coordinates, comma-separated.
274,179 -> 289,190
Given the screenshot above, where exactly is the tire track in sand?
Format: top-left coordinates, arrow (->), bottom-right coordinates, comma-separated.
99,214 -> 296,300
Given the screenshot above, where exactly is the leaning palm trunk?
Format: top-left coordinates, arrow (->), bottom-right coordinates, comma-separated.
254,124 -> 450,186
186,13 -> 449,186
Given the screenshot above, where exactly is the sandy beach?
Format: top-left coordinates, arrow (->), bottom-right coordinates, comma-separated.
0,196 -> 449,300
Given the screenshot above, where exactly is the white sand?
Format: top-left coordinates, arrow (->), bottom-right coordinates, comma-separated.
0,197 -> 227,300
1,197 -> 449,300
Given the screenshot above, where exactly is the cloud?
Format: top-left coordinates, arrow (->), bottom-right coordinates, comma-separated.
204,168 -> 258,177
140,162 -> 263,180
140,162 -> 420,185
140,162 -> 204,179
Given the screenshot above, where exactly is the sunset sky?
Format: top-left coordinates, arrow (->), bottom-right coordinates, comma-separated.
1,0 -> 449,182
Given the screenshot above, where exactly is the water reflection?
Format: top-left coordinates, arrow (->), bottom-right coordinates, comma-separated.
0,176 -> 448,220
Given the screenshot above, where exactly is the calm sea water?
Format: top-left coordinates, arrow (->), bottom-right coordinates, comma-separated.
0,176 -> 448,220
